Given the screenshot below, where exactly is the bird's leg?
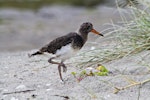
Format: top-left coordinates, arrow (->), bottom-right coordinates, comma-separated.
58,64 -> 63,81
48,57 -> 67,81
48,57 -> 67,72
48,57 -> 60,65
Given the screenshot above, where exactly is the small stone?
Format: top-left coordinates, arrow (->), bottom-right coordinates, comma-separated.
10,97 -> 18,100
46,83 -> 51,86
46,88 -> 52,91
3,89 -> 8,92
15,84 -> 26,90
90,46 -> 95,50
31,94 -> 37,98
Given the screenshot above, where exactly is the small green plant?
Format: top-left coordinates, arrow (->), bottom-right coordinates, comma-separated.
71,65 -> 109,82
94,65 -> 108,76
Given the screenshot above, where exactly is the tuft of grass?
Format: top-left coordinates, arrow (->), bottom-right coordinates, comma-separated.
72,6 -> 150,68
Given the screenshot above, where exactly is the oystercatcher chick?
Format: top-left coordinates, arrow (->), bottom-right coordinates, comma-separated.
28,22 -> 103,81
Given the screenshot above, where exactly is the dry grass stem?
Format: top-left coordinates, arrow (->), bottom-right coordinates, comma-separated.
114,78 -> 150,94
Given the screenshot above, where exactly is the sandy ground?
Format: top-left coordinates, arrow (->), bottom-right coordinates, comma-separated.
0,50 -> 150,100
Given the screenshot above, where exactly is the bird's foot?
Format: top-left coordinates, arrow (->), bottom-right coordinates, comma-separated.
60,63 -> 67,73
60,79 -> 65,84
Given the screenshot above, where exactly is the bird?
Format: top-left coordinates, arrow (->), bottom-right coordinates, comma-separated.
28,22 -> 103,81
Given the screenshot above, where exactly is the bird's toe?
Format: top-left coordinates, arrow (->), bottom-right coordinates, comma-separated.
60,63 -> 67,73
62,65 -> 67,73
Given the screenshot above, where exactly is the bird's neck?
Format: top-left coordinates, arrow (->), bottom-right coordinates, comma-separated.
78,31 -> 88,43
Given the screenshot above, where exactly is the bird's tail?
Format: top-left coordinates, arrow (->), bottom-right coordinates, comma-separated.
28,51 -> 43,57
28,45 -> 48,57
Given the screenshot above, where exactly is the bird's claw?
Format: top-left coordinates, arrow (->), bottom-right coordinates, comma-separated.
61,64 -> 67,73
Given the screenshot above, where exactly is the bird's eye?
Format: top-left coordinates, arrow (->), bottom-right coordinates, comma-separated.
87,26 -> 90,29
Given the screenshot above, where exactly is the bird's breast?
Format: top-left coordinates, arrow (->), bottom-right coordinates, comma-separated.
55,43 -> 79,60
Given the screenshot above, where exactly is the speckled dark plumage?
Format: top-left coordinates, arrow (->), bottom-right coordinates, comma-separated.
30,32 -> 85,56
43,32 -> 84,54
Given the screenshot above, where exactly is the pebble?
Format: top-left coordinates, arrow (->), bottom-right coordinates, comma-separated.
15,84 -> 26,90
46,83 -> 51,86
10,97 -> 18,100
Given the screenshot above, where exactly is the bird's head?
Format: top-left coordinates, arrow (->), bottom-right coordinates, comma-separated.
79,22 -> 103,36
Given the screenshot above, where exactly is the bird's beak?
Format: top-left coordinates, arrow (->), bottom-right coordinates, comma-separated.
91,29 -> 104,36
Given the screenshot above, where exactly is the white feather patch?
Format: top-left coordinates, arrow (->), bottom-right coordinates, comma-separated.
55,44 -> 78,60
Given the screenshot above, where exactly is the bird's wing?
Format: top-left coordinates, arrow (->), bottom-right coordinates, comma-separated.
46,32 -> 78,54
